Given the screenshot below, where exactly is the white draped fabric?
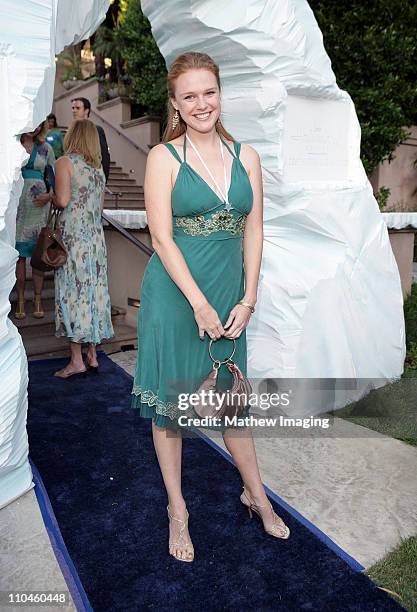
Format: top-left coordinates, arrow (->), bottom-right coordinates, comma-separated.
103,209 -> 148,230
382,213 -> 417,230
0,0 -> 109,509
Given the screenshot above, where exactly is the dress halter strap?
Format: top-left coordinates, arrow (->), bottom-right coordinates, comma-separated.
164,143 -> 183,164
183,133 -> 237,160
219,137 -> 237,159
165,137 -> 239,164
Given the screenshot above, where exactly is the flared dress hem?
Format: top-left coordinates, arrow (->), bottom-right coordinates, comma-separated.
54,330 -> 115,344
131,384 -> 250,433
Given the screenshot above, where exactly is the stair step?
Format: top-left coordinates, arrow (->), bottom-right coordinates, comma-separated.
108,175 -> 130,182
13,310 -> 56,329
106,185 -> 143,194
25,321 -> 137,359
106,202 -> 146,210
11,303 -> 125,329
107,178 -> 138,186
108,176 -> 131,183
10,288 -> 55,303
107,185 -> 143,193
10,278 -> 55,297
104,194 -> 144,201
107,172 -> 128,181
104,201 -> 146,210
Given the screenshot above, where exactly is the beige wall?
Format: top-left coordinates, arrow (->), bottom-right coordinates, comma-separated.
53,78 -> 99,127
121,117 -> 161,151
370,126 -> 417,211
104,228 -> 152,328
97,97 -> 131,125
388,230 -> 416,298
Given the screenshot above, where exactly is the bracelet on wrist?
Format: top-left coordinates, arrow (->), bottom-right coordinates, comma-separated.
238,300 -> 255,314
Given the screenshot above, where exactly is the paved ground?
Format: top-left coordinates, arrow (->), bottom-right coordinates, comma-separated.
0,490 -> 76,611
1,348 -> 416,604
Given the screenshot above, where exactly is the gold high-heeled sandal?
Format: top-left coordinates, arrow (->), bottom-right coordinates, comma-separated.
240,486 -> 290,539
167,505 -> 194,562
14,300 -> 26,320
33,295 -> 45,319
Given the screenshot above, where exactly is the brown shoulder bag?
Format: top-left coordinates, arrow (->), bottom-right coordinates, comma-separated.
30,204 -> 67,272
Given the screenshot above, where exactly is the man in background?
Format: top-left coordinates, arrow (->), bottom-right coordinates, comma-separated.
70,97 -> 110,182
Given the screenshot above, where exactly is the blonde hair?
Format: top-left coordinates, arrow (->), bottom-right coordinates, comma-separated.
64,119 -> 101,168
162,51 -> 234,143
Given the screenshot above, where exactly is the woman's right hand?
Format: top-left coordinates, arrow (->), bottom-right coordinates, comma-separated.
33,193 -> 50,207
193,301 -> 225,341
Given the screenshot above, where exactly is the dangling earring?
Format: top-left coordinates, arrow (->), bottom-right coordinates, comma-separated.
172,110 -> 179,131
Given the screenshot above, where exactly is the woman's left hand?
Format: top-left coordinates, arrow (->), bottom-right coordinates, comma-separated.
223,304 -> 252,339
33,193 -> 50,207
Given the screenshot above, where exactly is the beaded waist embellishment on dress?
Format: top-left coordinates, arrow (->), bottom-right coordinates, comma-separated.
174,210 -> 247,237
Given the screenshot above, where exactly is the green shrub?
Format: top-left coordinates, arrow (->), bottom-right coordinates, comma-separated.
119,0 -> 167,120
405,341 -> 417,369
404,283 -> 417,367
375,186 -> 391,210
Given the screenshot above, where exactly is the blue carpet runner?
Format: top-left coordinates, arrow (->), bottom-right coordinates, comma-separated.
27,353 -> 404,611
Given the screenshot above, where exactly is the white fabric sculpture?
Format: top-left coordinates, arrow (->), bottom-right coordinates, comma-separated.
142,0 -> 406,415
0,0 -> 109,509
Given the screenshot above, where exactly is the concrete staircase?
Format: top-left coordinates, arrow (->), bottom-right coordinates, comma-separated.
105,161 -> 145,210
9,262 -> 138,360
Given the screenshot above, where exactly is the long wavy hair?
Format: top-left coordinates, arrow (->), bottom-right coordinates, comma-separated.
162,52 -> 234,143
64,119 -> 101,169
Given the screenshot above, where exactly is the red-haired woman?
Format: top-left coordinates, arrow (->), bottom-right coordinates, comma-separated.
131,52 -> 290,563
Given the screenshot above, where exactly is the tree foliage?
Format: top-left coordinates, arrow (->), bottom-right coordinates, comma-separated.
310,0 -> 417,174
119,0 -> 167,119
116,1 -> 416,171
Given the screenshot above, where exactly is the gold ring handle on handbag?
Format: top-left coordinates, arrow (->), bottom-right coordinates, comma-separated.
208,338 -> 236,369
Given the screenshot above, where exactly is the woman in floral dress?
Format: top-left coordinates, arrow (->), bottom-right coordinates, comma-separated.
53,119 -> 114,378
14,121 -> 55,319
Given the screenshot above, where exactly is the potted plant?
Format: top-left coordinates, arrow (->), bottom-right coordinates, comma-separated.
92,22 -> 126,99
57,48 -> 88,89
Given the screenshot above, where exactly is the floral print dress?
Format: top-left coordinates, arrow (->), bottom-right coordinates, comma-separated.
15,142 -> 55,258
55,154 -> 114,344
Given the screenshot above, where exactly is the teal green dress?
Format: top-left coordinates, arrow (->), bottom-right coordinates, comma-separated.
131,136 -> 253,431
46,128 -> 64,159
15,143 -> 55,258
